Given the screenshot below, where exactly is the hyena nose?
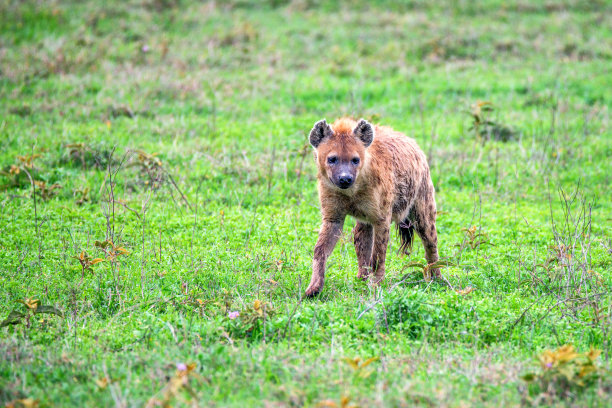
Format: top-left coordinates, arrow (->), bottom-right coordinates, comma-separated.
338,175 -> 354,189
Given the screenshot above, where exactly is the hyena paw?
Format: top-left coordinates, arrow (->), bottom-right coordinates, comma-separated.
304,279 -> 324,298
356,268 -> 370,280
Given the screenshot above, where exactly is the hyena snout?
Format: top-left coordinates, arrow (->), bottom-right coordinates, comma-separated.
330,163 -> 357,189
337,173 -> 354,189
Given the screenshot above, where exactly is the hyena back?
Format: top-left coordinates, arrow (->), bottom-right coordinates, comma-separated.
305,117 -> 439,297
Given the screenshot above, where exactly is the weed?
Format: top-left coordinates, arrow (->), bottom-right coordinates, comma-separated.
468,101 -> 516,143
342,356 -> 379,379
94,239 -> 129,264
399,259 -> 454,283
226,299 -> 276,340
63,142 -> 114,170
73,186 -> 90,206
316,395 -> 359,408
381,290 -> 446,338
9,105 -> 32,117
73,250 -> 104,280
522,345 -> 604,401
4,398 -> 40,408
456,225 -> 493,251
32,180 -> 60,200
145,362 -> 201,407
1,298 -> 63,329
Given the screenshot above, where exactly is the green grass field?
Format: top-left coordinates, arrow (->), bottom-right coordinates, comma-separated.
1,0 -> 611,406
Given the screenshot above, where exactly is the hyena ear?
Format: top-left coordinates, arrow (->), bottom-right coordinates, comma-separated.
309,119 -> 334,148
353,119 -> 374,147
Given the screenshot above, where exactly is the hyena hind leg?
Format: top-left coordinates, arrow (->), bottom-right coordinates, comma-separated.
353,221 -> 374,280
413,199 -> 441,278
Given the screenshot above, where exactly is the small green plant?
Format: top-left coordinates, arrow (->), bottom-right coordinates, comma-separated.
9,104 -> 32,117
128,149 -> 193,210
400,259 -> 454,281
0,164 -> 26,190
381,290 -> 446,338
1,298 -> 63,329
219,22 -> 258,47
177,283 -> 211,315
4,397 -> 40,408
33,180 -> 61,200
73,251 -> 104,280
146,362 -> 201,408
64,142 -> 114,169
216,288 -> 234,315
9,164 -> 21,175
94,239 -> 129,263
468,101 -> 515,142
456,225 -> 492,251
240,299 -> 275,331
316,395 -> 359,408
66,143 -> 89,168
17,153 -> 42,169
0,153 -> 42,190
534,244 -> 574,283
342,356 -> 379,379
223,299 -> 276,340
73,186 -> 90,205
455,286 -> 475,296
522,345 -> 603,399
130,149 -> 165,190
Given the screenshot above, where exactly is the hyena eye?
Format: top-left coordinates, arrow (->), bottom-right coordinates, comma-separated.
327,156 -> 338,165
351,157 -> 360,165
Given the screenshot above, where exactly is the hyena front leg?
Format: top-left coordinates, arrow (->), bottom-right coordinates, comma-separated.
305,219 -> 344,297
414,189 -> 440,278
371,219 -> 391,284
353,221 -> 374,280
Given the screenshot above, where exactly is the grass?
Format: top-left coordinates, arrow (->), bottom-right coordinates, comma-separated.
0,0 -> 611,406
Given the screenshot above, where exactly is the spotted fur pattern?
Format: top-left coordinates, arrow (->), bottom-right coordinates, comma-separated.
305,117 -> 439,297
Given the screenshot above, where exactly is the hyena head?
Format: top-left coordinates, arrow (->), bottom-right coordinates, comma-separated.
309,118 -> 374,190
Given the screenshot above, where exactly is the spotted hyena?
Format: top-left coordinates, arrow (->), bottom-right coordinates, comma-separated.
305,117 -> 440,297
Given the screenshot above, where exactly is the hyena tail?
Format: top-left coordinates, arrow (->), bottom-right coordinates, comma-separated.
397,219 -> 415,255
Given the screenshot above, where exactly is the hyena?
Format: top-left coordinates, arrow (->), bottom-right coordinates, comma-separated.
305,117 -> 440,297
